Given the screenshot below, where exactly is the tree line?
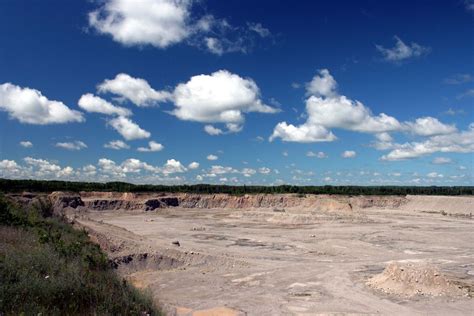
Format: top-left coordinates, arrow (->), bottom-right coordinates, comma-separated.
0,178 -> 472,195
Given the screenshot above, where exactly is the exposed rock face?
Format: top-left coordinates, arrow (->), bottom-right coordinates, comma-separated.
48,191 -> 85,216
63,192 -> 411,212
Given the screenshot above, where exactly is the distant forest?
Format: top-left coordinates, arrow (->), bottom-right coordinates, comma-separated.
0,178 -> 472,196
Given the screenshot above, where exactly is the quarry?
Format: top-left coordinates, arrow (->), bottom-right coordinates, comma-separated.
12,192 -> 474,315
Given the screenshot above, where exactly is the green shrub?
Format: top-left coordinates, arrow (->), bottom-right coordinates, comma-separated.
0,195 -> 160,315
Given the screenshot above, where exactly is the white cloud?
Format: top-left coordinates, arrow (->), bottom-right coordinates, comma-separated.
375,132 -> 393,142
376,36 -> 430,62
432,157 -> 452,165
88,0 -> 192,48
404,117 -> 457,136
241,168 -> 256,177
270,122 -> 336,143
108,116 -> 151,140
82,165 -> 97,176
98,73 -> 172,107
24,157 -> 69,178
271,70 -> 403,143
305,69 -> 337,97
19,141 -> 33,148
137,141 -> 164,152
208,165 -> 237,175
78,93 -> 131,116
207,154 -> 218,161
161,159 -> 187,175
204,125 -> 223,135
0,83 -> 84,125
427,172 -> 443,178
258,167 -> 271,174
342,150 -> 356,158
88,0 -> 271,55
271,69 -> 458,145
188,161 -> 199,169
304,96 -> 402,133
0,160 -> 21,177
172,70 -> 278,133
381,124 -> 474,160
104,140 -> 130,150
55,141 -> 88,151
306,151 -> 327,158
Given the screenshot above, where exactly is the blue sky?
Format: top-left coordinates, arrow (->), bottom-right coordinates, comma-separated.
0,0 -> 473,186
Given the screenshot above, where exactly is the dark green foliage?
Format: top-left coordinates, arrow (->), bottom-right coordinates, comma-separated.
0,195 -> 160,315
0,178 -> 472,195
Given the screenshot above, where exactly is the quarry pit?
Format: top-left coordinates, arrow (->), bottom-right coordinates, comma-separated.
17,192 -> 474,315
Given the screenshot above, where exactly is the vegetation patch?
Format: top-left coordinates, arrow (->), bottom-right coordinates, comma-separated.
0,194 -> 161,315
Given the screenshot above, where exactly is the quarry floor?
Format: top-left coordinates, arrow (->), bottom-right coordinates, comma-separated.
76,205 -> 474,315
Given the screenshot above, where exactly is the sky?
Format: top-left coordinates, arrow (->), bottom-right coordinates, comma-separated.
0,0 -> 473,186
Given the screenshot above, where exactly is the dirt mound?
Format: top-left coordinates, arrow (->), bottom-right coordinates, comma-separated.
367,262 -> 469,297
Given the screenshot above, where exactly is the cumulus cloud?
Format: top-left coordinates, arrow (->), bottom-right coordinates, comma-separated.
19,141 -> 33,148
88,0 -> 271,55
172,70 -> 278,133
376,36 -> 430,62
24,157 -> 74,178
0,160 -> 21,177
306,151 -> 327,158
88,0 -> 192,48
258,167 -> 271,174
104,140 -> 130,150
188,161 -> 199,169
271,70 -> 400,142
55,141 -> 87,151
375,132 -> 393,142
342,150 -> 356,158
207,154 -> 218,161
162,159 -> 187,175
78,93 -> 131,116
271,69 -> 457,145
404,117 -> 457,136
305,69 -> 337,97
427,172 -> 443,178
0,83 -> 84,125
137,141 -> 164,152
381,124 -> 474,160
270,122 -> 336,143
204,125 -> 223,135
108,116 -> 151,140
98,73 -> 172,107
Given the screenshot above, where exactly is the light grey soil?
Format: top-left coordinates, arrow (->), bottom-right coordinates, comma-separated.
76,203 -> 474,315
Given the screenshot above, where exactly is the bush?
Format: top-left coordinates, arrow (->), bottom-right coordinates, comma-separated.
0,195 -> 160,315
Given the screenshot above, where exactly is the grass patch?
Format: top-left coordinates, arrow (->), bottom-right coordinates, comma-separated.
0,194 -> 161,315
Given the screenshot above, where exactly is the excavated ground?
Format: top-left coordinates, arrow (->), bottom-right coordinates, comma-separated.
19,193 -> 474,315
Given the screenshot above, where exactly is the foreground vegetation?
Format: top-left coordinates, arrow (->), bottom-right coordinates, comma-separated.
0,178 -> 473,195
0,194 -> 160,315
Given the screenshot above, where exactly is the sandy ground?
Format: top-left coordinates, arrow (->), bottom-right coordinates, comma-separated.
75,203 -> 474,315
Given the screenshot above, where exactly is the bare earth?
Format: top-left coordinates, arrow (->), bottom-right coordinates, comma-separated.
57,194 -> 473,315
